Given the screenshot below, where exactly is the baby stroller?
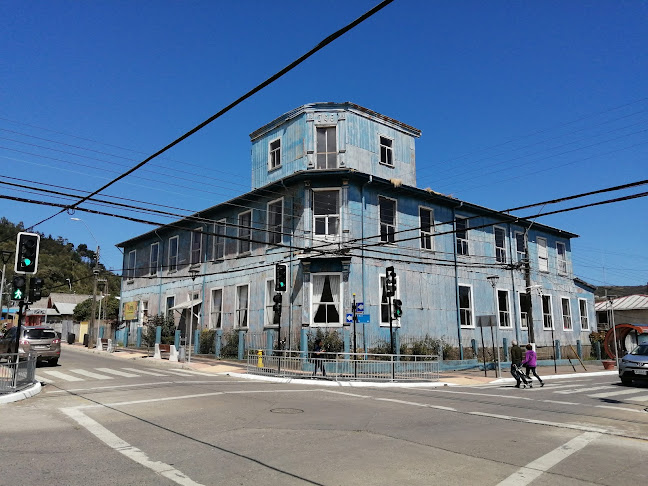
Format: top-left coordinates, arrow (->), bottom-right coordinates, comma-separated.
513,364 -> 531,388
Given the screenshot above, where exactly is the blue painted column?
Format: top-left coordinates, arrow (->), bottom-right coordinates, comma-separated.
576,339 -> 582,358
123,326 -> 129,347
238,330 -> 245,360
136,327 -> 142,347
594,341 -> 601,360
174,330 -> 181,349
502,338 -> 509,361
394,328 -> 401,359
555,340 -> 561,360
266,329 -> 275,355
343,328 -> 350,356
471,339 -> 478,358
300,328 -> 308,359
99,326 -> 104,339
194,329 -> 200,354
155,326 -> 162,344
215,330 -> 223,358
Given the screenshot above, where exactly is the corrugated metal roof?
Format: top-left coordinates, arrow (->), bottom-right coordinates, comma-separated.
594,294 -> 648,311
54,303 -> 78,315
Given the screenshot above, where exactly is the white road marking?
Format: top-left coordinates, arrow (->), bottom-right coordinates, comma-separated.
61,407 -> 203,486
41,370 -> 85,382
467,411 -> 607,434
168,369 -> 215,377
160,370 -> 195,376
431,389 -> 533,401
625,395 -> 648,403
497,431 -> 601,486
588,389 -> 646,398
94,368 -> 140,377
121,368 -> 169,376
35,374 -> 54,384
596,405 -> 648,413
554,386 -> 610,394
47,381 -> 175,393
324,390 -> 371,398
540,400 -> 580,405
70,369 -> 114,380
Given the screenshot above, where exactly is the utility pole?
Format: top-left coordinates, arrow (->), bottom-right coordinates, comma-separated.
523,232 -> 535,343
88,246 -> 100,347
0,251 -> 13,319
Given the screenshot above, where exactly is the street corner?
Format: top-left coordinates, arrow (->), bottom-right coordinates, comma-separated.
0,381 -> 41,405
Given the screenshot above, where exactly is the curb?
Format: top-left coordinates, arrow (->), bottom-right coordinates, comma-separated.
0,381 -> 42,405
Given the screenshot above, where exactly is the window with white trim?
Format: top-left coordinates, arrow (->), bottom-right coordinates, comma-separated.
579,298 -> 589,331
312,273 -> 341,325
456,217 -> 469,255
537,237 -> 548,272
379,196 -> 396,243
126,250 -> 136,279
515,231 -> 526,262
542,294 -> 553,330
235,284 -> 249,328
494,227 -> 507,263
191,228 -> 202,265
213,219 -> 226,261
519,292 -> 531,329
313,190 -> 339,238
497,289 -> 511,328
210,288 -> 223,329
149,243 -> 159,276
561,297 -> 572,330
459,285 -> 473,327
168,236 -> 178,272
316,126 -> 337,169
419,207 -> 434,250
379,136 -> 393,166
556,242 -> 567,274
238,211 -> 252,254
166,295 -> 175,321
141,300 -> 149,323
269,138 -> 281,170
267,199 -> 283,245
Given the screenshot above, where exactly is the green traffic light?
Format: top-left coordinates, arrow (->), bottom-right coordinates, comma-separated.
12,289 -> 23,299
23,258 -> 32,266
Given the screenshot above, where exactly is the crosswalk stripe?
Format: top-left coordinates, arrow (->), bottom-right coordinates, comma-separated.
35,374 -> 54,384
94,368 -> 140,378
588,389 -> 645,398
69,369 -> 113,380
162,370 -> 198,376
121,368 -> 169,376
41,370 -> 85,382
170,369 -> 215,377
625,395 -> 648,403
554,386 -> 610,394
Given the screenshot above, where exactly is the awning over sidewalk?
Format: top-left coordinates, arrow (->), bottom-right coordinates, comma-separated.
168,300 -> 202,311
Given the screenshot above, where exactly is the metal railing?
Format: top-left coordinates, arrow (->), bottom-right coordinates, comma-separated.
0,354 -> 37,394
246,350 -> 439,382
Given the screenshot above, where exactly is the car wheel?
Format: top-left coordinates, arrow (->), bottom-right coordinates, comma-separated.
621,376 -> 633,386
49,358 -> 59,366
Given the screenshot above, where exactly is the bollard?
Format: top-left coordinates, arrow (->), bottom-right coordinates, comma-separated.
257,349 -> 264,368
174,330 -> 181,350
471,338 -> 478,358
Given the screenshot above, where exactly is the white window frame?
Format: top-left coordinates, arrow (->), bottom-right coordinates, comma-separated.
518,291 -> 531,329
537,237 -> 548,272
311,272 -> 343,327
268,137 -> 281,170
313,189 -> 340,241
209,287 -> 223,330
141,300 -> 149,324
267,198 -> 283,245
541,294 -> 554,330
494,226 -> 507,263
456,216 -> 469,256
419,206 -> 434,251
235,283 -> 249,329
126,250 -> 136,280
238,211 -> 252,254
379,273 -> 401,328
515,231 -> 526,262
186,290 -> 201,330
165,295 -> 175,321
497,289 -> 512,328
379,135 -> 394,166
168,236 -> 179,272
379,196 -> 397,244
556,241 -> 567,275
458,284 -> 474,328
149,242 -> 159,276
315,125 -> 337,169
578,298 -> 590,331
213,219 -> 226,261
561,297 -> 573,331
190,228 -> 202,265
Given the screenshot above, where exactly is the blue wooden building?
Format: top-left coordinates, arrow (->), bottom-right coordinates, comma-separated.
117,102 -> 596,356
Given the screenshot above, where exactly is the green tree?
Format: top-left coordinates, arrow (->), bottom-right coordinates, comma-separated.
73,295 -> 120,321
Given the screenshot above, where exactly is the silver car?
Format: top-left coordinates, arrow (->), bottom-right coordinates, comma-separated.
0,326 -> 61,365
619,344 -> 648,386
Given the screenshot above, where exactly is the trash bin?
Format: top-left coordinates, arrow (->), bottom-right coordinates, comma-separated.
67,333 -> 75,344
83,333 -> 89,347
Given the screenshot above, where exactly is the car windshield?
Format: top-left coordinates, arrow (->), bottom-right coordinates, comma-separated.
24,329 -> 56,339
630,344 -> 648,356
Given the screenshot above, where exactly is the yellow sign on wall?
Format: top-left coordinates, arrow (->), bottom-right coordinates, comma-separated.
123,301 -> 138,321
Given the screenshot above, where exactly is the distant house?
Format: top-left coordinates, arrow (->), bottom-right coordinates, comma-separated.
24,293 -> 92,341
595,294 -> 648,330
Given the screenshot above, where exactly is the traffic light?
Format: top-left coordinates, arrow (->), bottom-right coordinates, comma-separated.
12,275 -> 26,301
29,277 -> 44,302
275,263 -> 287,292
385,266 -> 397,297
14,232 -> 40,274
393,299 -> 403,319
272,293 -> 282,324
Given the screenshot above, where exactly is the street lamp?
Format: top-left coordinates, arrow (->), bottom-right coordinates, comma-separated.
487,275 -> 501,378
71,217 -> 100,348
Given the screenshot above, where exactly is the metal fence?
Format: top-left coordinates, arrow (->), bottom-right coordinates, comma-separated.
0,354 -> 37,394
246,350 -> 440,382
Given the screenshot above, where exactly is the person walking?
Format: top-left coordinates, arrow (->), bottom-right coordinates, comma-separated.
522,343 -> 544,387
312,339 -> 327,377
510,340 -> 525,388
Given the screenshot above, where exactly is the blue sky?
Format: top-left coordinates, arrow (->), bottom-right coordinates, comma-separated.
1,0 -> 647,287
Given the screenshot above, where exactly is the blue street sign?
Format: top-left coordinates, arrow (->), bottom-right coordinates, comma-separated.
346,313 -> 353,323
356,302 -> 364,313
357,314 -> 370,324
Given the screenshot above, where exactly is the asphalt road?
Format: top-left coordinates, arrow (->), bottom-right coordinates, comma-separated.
1,346 -> 647,486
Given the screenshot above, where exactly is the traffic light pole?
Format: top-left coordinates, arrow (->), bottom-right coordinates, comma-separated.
88,246 -> 100,348
352,294 -> 357,378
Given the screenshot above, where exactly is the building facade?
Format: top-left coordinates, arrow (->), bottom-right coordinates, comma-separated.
117,102 -> 596,355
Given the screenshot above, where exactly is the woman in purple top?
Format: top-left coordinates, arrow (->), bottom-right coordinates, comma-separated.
521,344 -> 544,387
